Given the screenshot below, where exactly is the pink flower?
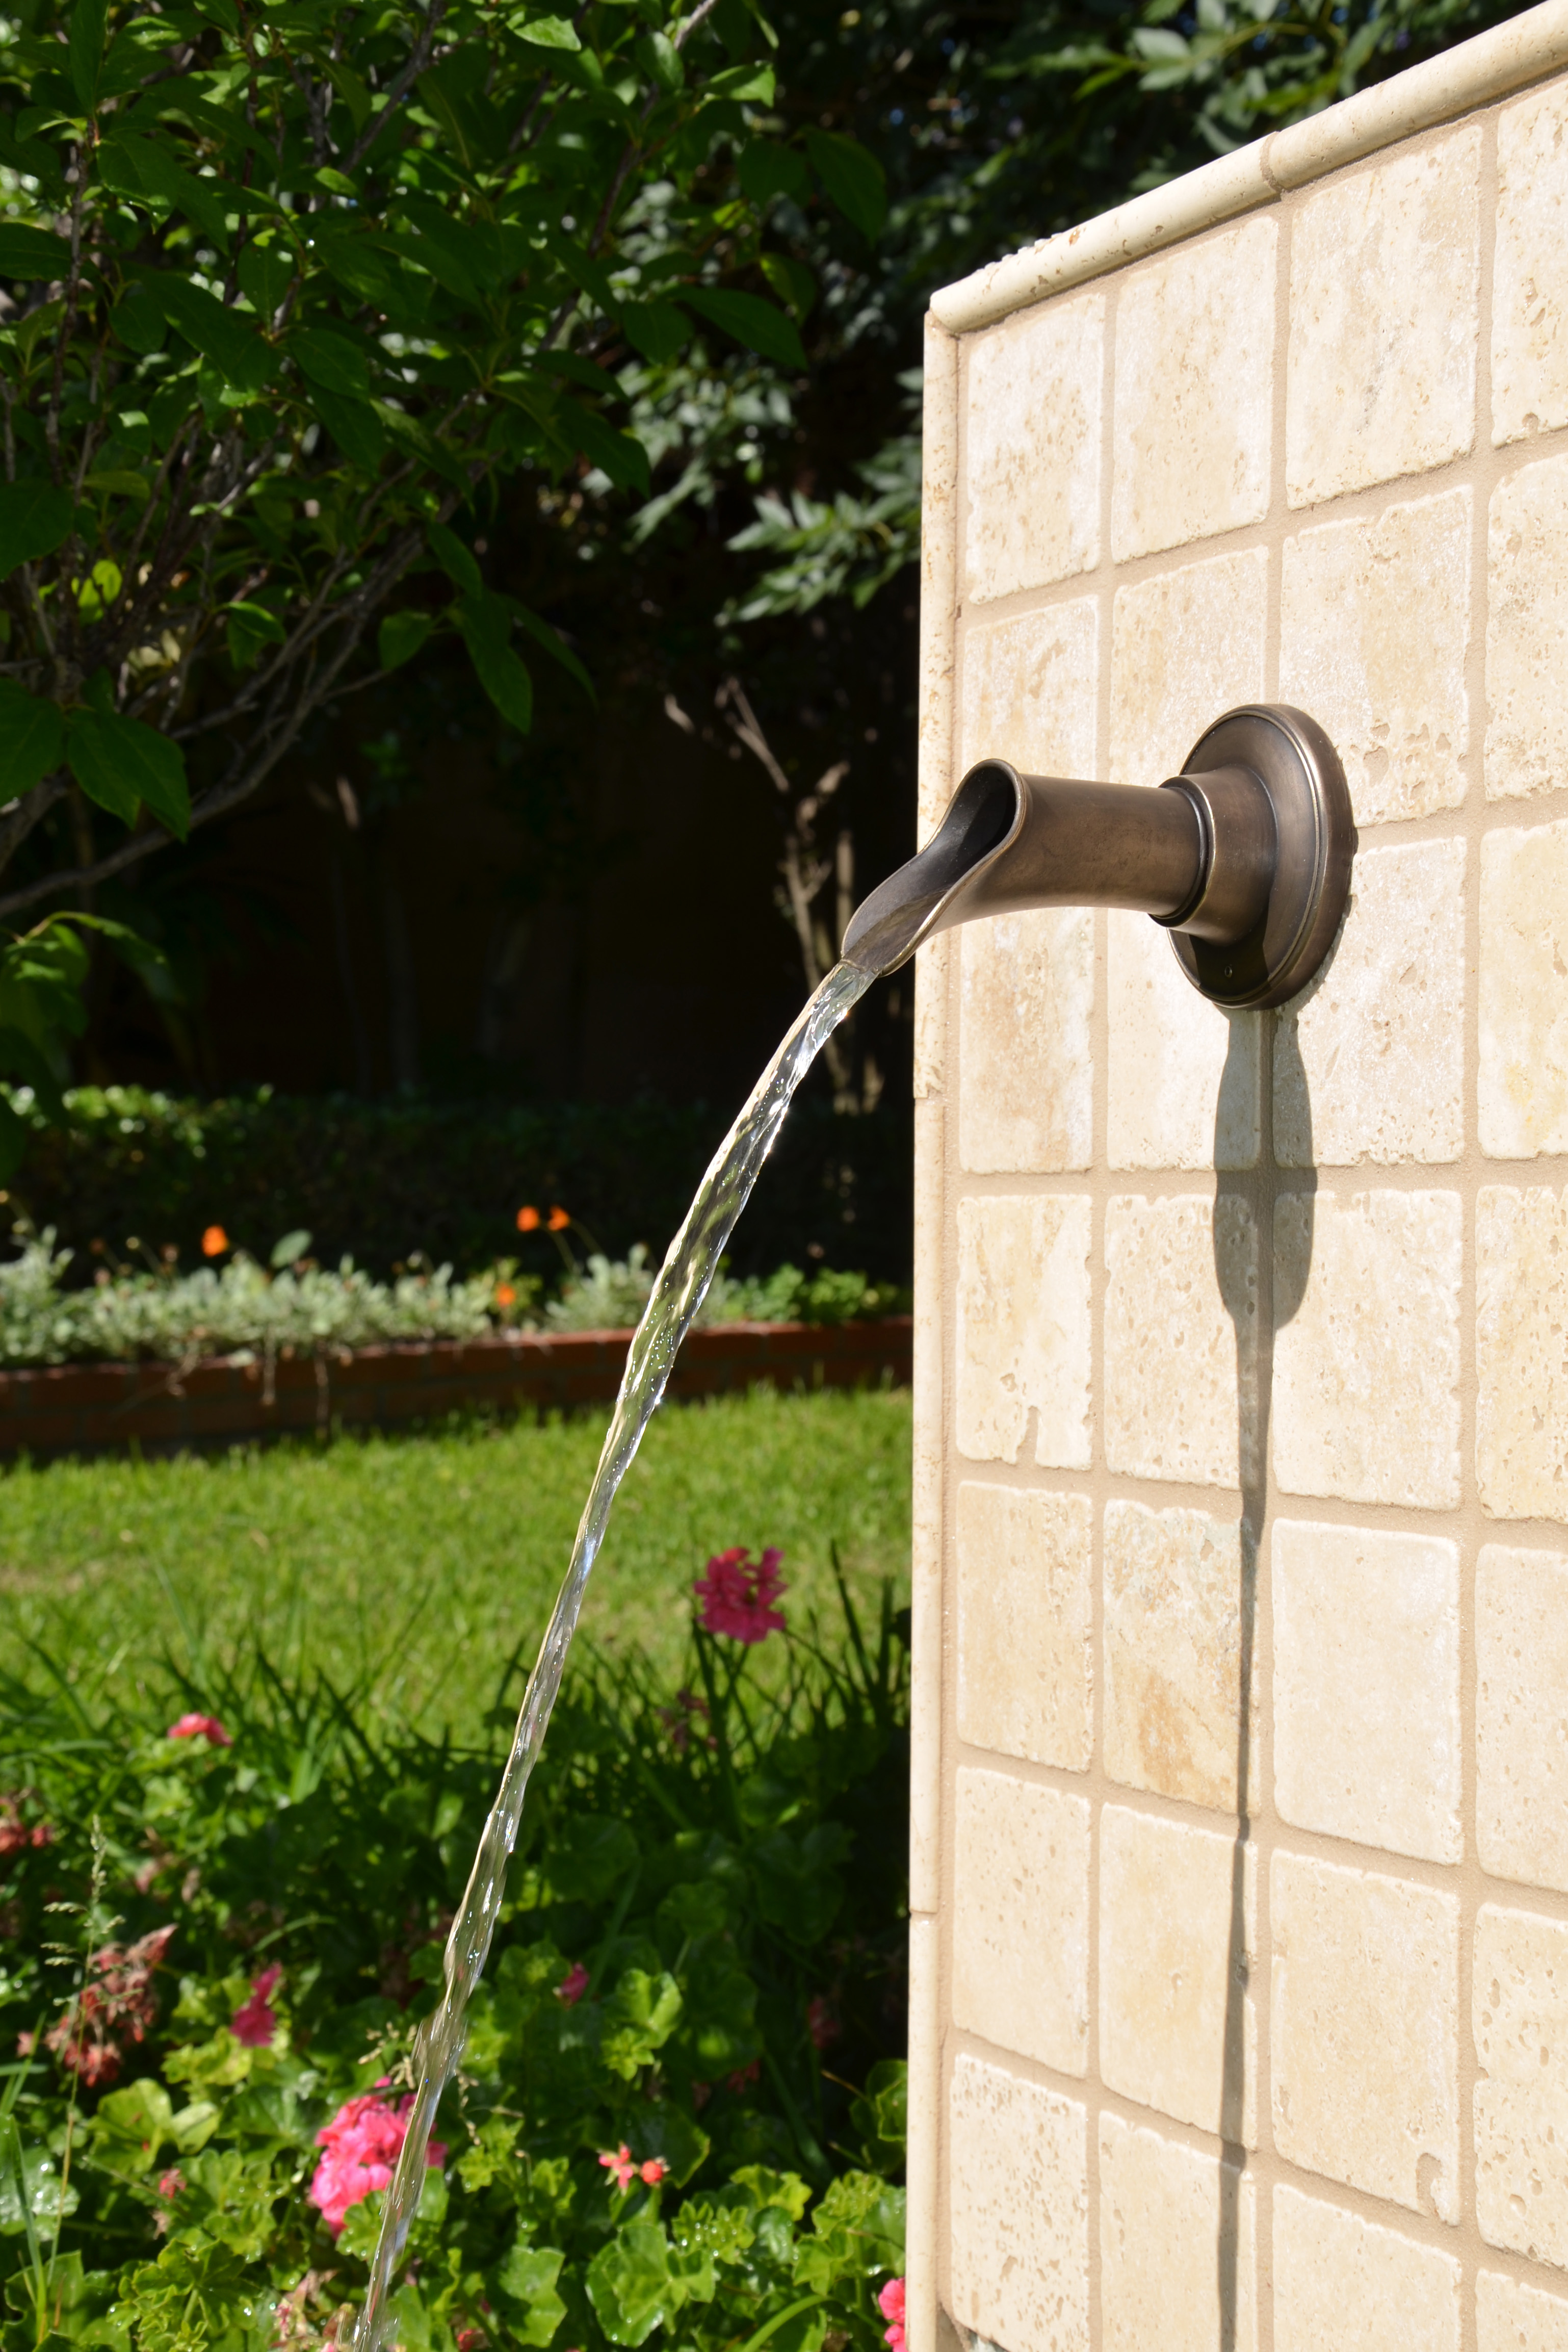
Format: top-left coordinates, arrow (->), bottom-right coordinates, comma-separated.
45,1923 -> 175,2086
878,2277 -> 906,2352
725,2057 -> 761,2094
639,2157 -> 668,2186
556,1961 -> 590,2007
231,1963 -> 282,2047
308,2090 -> 446,2238
693,1546 -> 788,1645
806,1995 -> 840,2051
167,1713 -> 231,1748
598,2143 -> 637,2192
156,2166 -> 186,2200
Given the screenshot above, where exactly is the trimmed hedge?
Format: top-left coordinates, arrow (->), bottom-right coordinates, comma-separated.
7,1084 -> 913,1287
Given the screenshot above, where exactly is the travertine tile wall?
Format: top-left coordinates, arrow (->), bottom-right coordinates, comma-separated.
908,29 -> 1568,2352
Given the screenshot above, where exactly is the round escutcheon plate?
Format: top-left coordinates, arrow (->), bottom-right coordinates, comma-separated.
1167,703 -> 1356,1011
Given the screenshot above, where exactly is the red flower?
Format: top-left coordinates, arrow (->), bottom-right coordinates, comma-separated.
556,1961 -> 590,2007
639,2157 -> 668,2186
309,2088 -> 446,2237
495,1283 -> 517,1307
516,1206 -> 541,1232
806,1996 -> 840,2051
201,1225 -> 230,1258
546,1205 -> 570,1232
598,2143 -> 637,2192
725,2057 -> 761,2093
0,1793 -> 53,1854
167,1713 -> 231,1748
231,1963 -> 282,2047
693,1547 -> 788,1645
45,1923 -> 175,2085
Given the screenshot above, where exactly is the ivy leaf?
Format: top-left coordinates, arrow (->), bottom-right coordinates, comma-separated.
586,2222 -> 676,2349
804,130 -> 887,240
496,2243 -> 566,2348
378,610 -> 435,671
0,679 -> 65,788
681,287 -> 805,371
457,591 -> 532,733
0,482 -> 75,579
0,222 -> 73,279
66,709 -> 191,838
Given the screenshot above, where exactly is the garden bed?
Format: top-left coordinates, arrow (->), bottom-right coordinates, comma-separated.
0,1315 -> 912,1459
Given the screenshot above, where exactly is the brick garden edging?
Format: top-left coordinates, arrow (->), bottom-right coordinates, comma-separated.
0,1317 -> 912,1459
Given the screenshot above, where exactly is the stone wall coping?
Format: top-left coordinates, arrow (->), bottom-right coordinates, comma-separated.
928,0 -> 1568,334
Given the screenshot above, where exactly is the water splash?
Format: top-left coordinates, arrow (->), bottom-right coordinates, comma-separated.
354,959 -> 874,2346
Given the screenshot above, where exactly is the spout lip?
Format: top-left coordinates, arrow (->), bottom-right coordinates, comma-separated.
841,759 -> 1025,976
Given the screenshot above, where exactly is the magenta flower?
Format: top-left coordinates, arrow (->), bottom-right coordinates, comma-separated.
878,2277 -> 906,2352
598,2143 -> 637,2192
231,1963 -> 282,2047
693,1546 -> 788,1644
556,1961 -> 590,2007
309,2088 -> 446,2237
167,1713 -> 231,1748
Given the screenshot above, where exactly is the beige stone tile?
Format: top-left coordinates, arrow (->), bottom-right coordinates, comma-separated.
956,1195 -> 1093,1471
1272,1190 -> 1463,1510
1286,127 -> 1480,507
912,933 -> 949,1103
948,2052 -> 1088,2352
1109,550 -> 1268,786
1273,2186 -> 1461,2352
959,597 -> 1099,778
1272,1519 -> 1461,1865
1476,1902 -> 1568,2268
952,1767 -> 1090,2075
1100,1804 -> 1258,2144
956,1482 -> 1093,1770
1478,2268 -> 1568,2352
1275,839 -> 1467,1168
1103,1500 -> 1251,1812
958,913 -> 1094,1174
963,291 -> 1104,604
1486,453 -> 1568,802
1477,1187 -> 1568,1524
1480,819 -> 1568,1158
1278,489 -> 1471,824
1104,1194 -> 1258,1491
1494,83 -> 1568,448
1271,1850 -> 1459,2218
1106,913 -> 1261,1172
1110,216 -> 1275,563
1099,2114 -> 1257,2352
1478,1544 -> 1568,1894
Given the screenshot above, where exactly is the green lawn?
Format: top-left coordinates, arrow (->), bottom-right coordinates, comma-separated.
0,1387 -> 912,1731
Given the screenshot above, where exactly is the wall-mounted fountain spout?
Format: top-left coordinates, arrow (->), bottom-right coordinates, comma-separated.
842,702 -> 1355,1011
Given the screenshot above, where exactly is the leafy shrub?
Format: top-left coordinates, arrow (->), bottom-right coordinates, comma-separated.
5,1088 -> 914,1293
0,1568 -> 909,2348
0,1230 -> 906,1368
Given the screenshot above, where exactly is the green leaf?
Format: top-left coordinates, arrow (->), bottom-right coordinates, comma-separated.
225,599 -> 285,670
457,591 -> 532,733
565,403 -> 653,496
0,681 -> 64,791
429,522 -> 482,597
681,287 -> 805,371
496,2243 -> 566,2348
291,327 -> 370,397
112,282 -> 167,353
94,2079 -> 175,2174
513,12 -> 582,47
738,140 -> 809,206
547,1811 -> 638,1900
0,222 -> 73,279
98,129 -> 231,247
619,300 -> 690,364
0,1092 -> 27,1180
791,2172 -> 904,2297
710,62 -> 776,102
310,386 -> 388,468
379,610 -> 435,671
760,253 -> 817,322
508,602 -> 594,702
587,2222 -> 675,2348
804,130 -> 887,240
637,31 -> 685,92
68,0 -> 109,114
66,708 -> 191,837
0,482 -> 74,579
238,243 -> 295,324
144,276 -> 275,395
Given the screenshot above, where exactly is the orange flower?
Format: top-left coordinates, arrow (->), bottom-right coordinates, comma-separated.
495,1284 -> 516,1307
547,1206 -> 570,1232
516,1206 -> 540,1233
201,1225 -> 230,1258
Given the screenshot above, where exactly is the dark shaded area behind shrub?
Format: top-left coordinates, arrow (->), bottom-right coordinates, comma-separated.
7,1084 -> 914,1289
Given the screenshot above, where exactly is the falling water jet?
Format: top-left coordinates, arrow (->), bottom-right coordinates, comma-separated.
354,702 -> 1353,2344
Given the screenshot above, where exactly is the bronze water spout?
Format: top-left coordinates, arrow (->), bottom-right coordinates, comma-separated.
841,703 -> 1354,1011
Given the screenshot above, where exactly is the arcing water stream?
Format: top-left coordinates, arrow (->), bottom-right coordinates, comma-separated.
354,959 -> 875,2349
